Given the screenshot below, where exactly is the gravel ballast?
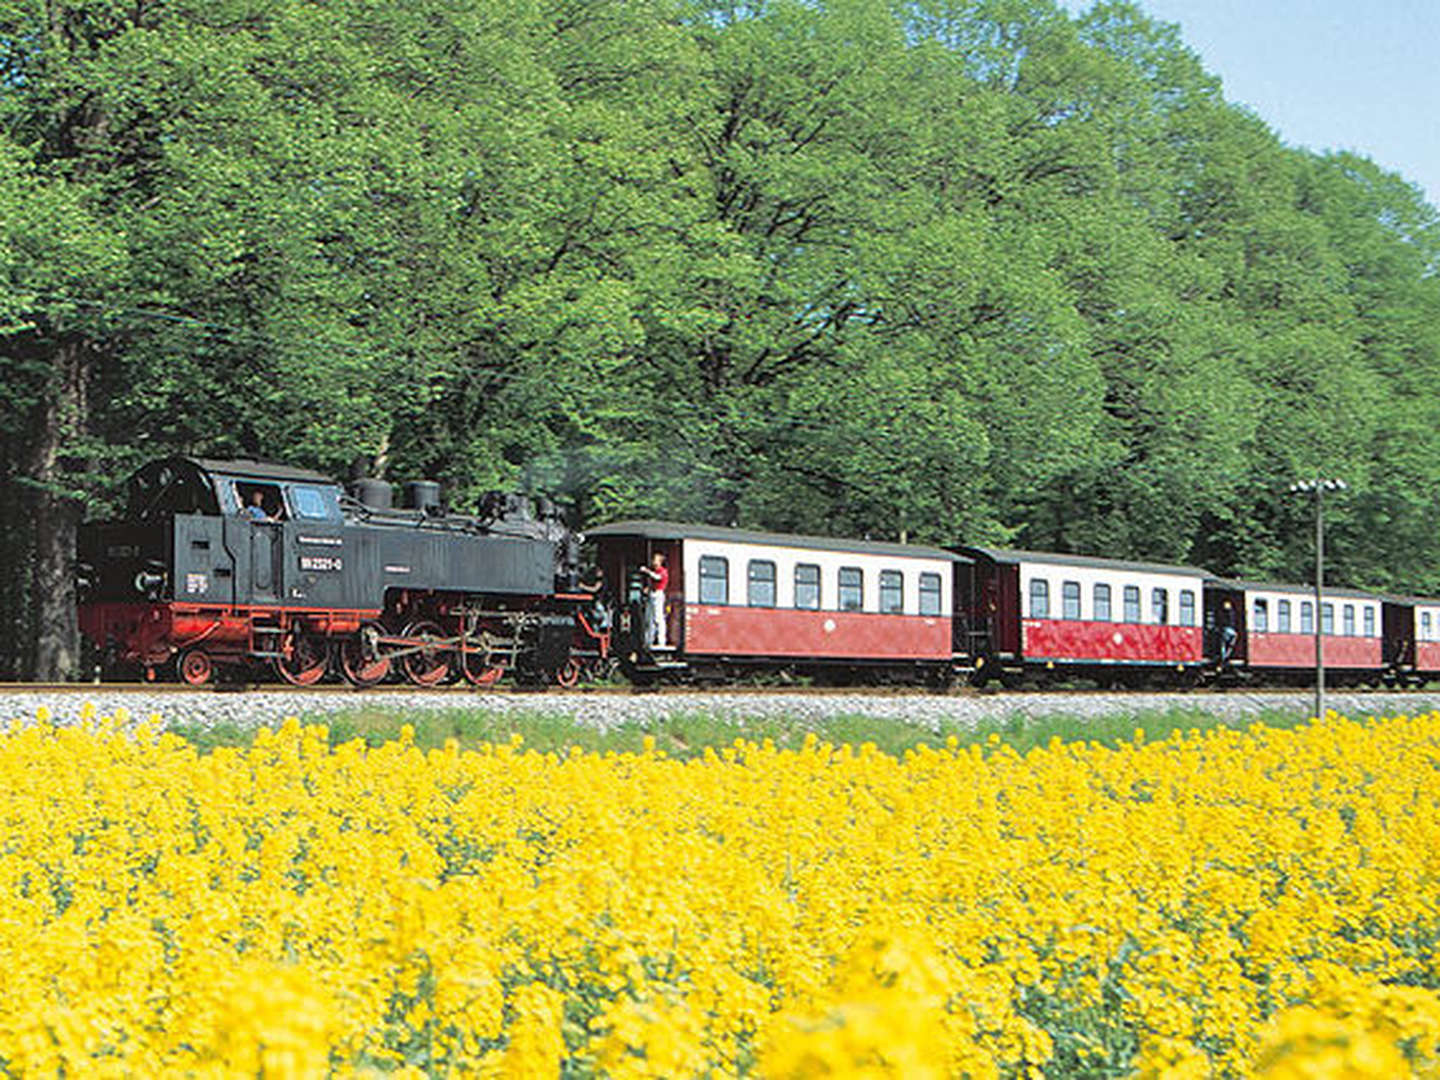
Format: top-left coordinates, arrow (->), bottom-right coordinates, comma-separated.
5,687 -> 1440,736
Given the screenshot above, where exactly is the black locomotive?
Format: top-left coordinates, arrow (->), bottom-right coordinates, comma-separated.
76,457 -> 604,686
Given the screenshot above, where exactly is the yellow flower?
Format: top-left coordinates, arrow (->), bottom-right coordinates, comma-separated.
0,709 -> 1437,1075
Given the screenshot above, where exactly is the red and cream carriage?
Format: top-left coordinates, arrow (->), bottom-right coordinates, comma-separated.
587,521 -> 970,683
954,546 -> 1207,684
1205,579 -> 1387,685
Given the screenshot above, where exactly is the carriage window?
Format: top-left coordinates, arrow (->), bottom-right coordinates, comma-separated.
1062,581 -> 1081,620
1123,585 -> 1141,623
1179,590 -> 1196,627
748,560 -> 776,607
794,564 -> 821,610
919,572 -> 942,616
1030,579 -> 1050,619
1343,604 -> 1355,636
1301,601 -> 1314,634
879,570 -> 904,614
839,567 -> 864,611
699,556 -> 729,604
1277,600 -> 1291,633
1252,599 -> 1268,633
1424,612 -> 1434,641
1321,603 -> 1334,636
1094,583 -> 1112,622
1363,606 -> 1375,638
1152,588 -> 1169,625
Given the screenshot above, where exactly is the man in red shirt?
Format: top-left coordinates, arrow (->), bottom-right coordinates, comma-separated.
639,552 -> 669,648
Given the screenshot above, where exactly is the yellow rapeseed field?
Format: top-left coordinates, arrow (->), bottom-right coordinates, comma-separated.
1,707 -> 1439,1077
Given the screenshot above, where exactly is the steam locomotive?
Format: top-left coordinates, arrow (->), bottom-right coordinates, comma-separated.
76,456 -> 1440,690
76,457 -> 604,686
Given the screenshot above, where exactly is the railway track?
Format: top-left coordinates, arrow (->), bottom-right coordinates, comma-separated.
2,680 -> 1438,697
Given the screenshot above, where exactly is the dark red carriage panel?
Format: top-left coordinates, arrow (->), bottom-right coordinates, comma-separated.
1021,620 -> 1202,664
683,605 -> 949,660
1246,632 -> 1382,669
1415,642 -> 1440,674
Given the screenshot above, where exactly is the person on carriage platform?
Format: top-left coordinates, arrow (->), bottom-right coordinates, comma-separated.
638,552 -> 669,648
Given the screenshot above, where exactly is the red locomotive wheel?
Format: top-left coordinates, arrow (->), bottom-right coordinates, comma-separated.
401,620 -> 452,686
460,629 -> 505,687
275,631 -> 329,686
462,659 -> 506,687
340,623 -> 391,688
178,648 -> 213,687
554,658 -> 582,688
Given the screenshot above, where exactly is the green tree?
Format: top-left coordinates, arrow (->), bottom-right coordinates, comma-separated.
0,0 -> 449,675
0,137 -> 124,677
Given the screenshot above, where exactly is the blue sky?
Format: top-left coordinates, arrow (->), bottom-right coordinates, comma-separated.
1065,0 -> 1440,210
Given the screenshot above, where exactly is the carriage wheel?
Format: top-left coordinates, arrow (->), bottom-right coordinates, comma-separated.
340,623 -> 391,688
402,619 -> 452,686
179,648 -> 213,687
460,630 -> 505,687
275,630 -> 329,686
589,656 -> 621,684
554,658 -> 582,688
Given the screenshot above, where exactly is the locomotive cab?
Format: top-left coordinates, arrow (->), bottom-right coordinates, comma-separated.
78,457 -> 349,678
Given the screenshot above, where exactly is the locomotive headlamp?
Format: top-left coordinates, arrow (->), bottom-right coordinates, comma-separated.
133,569 -> 164,595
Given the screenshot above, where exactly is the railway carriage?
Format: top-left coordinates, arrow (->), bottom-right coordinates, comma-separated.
1204,579 -> 1387,685
954,546 -> 1207,684
587,521 -> 971,683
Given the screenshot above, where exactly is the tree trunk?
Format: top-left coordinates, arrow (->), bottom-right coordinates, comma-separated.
0,442 -> 30,679
27,336 -> 88,681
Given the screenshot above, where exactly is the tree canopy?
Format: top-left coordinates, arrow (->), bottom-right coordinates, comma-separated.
2,0 -> 1438,676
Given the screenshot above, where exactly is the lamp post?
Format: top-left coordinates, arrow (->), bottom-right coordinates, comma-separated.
1288,478 -> 1347,720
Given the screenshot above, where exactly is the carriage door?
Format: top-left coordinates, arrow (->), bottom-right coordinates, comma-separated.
994,562 -> 1021,657
1383,601 -> 1414,669
1204,586 -> 1245,664
951,560 -> 976,658
650,541 -> 682,650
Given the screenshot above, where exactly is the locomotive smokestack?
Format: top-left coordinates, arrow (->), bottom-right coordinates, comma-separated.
404,480 -> 442,515
352,477 -> 393,509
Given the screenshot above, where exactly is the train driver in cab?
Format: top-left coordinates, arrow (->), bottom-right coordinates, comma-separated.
244,489 -> 274,522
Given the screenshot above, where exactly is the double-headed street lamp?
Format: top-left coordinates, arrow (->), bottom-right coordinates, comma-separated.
1288,477 -> 1347,720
